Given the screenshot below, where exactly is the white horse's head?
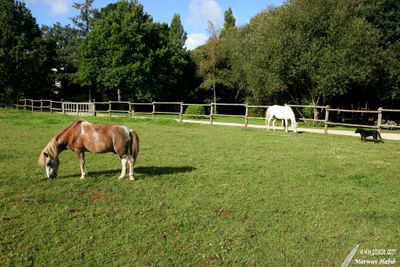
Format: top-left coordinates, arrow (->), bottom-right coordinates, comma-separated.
292,121 -> 298,133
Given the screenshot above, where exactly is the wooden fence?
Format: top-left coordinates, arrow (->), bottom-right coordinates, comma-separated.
13,99 -> 400,133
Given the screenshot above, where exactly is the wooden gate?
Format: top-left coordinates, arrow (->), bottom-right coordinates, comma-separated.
62,102 -> 95,116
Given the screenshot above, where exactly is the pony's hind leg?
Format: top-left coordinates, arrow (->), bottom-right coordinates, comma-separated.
118,157 -> 128,179
128,156 -> 135,181
77,151 -> 87,179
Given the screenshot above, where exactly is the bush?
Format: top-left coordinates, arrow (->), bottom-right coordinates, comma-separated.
184,105 -> 206,119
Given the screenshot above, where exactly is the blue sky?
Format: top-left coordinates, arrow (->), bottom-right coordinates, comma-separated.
25,0 -> 284,49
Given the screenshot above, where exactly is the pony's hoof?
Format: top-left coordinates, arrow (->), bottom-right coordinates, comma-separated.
118,176 -> 124,180
129,176 -> 135,181
80,176 -> 85,180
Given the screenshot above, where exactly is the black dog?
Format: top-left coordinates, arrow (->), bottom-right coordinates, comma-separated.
355,128 -> 383,143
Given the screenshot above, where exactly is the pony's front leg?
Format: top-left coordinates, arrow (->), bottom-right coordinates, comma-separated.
118,158 -> 127,180
77,151 -> 88,179
272,119 -> 276,131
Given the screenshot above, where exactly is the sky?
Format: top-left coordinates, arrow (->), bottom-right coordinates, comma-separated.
25,0 -> 284,50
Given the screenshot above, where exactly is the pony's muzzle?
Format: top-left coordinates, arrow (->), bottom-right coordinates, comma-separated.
47,169 -> 57,179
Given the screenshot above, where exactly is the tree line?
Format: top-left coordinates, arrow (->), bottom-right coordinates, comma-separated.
1,0 -> 399,108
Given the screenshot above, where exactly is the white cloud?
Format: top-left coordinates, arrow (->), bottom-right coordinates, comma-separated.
187,0 -> 223,32
43,0 -> 73,16
185,33 -> 209,50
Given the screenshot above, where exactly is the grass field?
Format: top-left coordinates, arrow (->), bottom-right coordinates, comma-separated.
0,109 -> 399,266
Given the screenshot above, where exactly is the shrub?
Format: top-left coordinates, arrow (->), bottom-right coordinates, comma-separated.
184,105 -> 206,119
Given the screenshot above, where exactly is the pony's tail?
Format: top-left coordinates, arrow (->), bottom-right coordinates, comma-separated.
130,130 -> 139,162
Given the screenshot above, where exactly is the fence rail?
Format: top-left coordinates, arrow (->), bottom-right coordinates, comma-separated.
12,99 -> 400,132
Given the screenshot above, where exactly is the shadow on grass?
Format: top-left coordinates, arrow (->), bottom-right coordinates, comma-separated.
135,166 -> 196,177
57,165 -> 196,179
358,139 -> 384,143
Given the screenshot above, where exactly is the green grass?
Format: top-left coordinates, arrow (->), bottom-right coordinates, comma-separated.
0,108 -> 399,266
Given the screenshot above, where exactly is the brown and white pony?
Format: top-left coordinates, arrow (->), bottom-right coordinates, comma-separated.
38,120 -> 139,180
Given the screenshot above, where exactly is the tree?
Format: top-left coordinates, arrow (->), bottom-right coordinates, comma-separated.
165,14 -> 192,101
239,0 -> 384,107
0,0 -> 52,102
217,8 -> 247,102
191,15 -> 247,105
71,0 -> 97,37
359,0 -> 400,48
169,14 -> 187,48
79,0 -> 181,102
220,7 -> 236,37
72,0 -> 98,101
192,21 -> 221,104
359,0 -> 400,106
41,23 -> 81,100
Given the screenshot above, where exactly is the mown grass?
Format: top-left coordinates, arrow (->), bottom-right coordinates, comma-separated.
0,108 -> 399,266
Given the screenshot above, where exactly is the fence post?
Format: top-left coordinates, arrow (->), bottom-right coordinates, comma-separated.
313,106 -> 318,124
62,101 -> 65,115
152,102 -> 156,118
24,99 -> 27,110
93,100 -> 96,116
210,103 -> 214,125
179,102 -> 183,122
31,100 -> 34,112
128,102 -> 132,117
109,101 -> 112,117
324,105 -> 330,134
40,99 -> 43,112
50,101 -> 53,114
377,107 -> 383,131
244,103 -> 249,127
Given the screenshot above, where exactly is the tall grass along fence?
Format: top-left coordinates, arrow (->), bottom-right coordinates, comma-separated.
14,99 -> 400,132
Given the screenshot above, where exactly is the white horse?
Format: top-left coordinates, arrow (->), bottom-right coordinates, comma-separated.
266,105 -> 297,133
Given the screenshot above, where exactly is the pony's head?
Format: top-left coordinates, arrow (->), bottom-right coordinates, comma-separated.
41,153 -> 60,179
38,138 -> 60,179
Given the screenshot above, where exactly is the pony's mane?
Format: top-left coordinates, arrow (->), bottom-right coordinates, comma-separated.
38,120 -> 84,166
38,137 -> 58,166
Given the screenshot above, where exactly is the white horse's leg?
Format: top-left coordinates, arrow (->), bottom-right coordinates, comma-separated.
272,119 -> 276,131
285,119 -> 288,132
78,152 -> 87,179
267,117 -> 272,131
118,158 -> 127,179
